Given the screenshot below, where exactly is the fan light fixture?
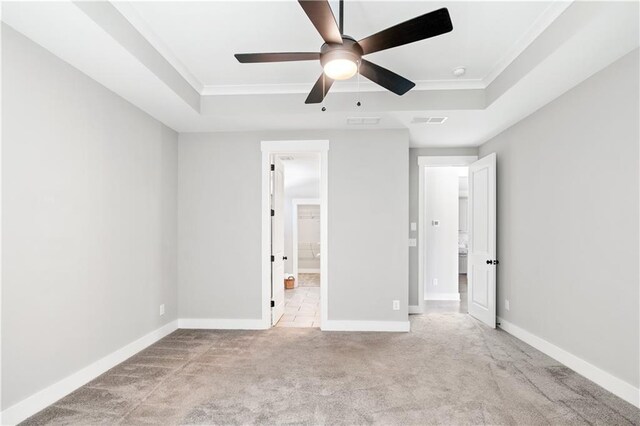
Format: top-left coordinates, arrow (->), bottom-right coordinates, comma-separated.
323,58 -> 358,80
234,1 -> 453,104
320,47 -> 360,80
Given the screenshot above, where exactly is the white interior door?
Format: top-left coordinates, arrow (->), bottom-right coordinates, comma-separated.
271,157 -> 285,325
468,153 -> 497,328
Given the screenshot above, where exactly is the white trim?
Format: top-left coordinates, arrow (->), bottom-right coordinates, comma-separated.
261,141 -> 329,330
417,155 -> 477,314
322,320 -> 410,333
111,2 -> 204,93
298,268 -> 320,274
0,320 -> 179,425
408,305 -> 423,314
425,292 -> 460,301
291,198 -> 321,285
178,318 -> 267,330
418,156 -> 479,167
481,1 -> 573,88
201,79 -> 485,96
498,317 -> 640,408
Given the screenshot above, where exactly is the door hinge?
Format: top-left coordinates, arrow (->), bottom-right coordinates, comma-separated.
271,255 -> 275,262
271,209 -> 275,217
270,164 -> 275,171
270,300 -> 275,308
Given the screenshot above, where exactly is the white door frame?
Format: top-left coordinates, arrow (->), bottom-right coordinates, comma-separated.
292,198 -> 321,285
416,156 -> 478,314
261,140 -> 329,329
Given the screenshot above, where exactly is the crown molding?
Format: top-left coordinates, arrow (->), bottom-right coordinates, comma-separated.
111,0 -> 568,98
111,1 -> 204,94
200,78 -> 486,96
481,0 -> 573,87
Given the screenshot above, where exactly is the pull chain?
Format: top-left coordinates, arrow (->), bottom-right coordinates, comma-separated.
321,74 -> 326,112
356,61 -> 361,107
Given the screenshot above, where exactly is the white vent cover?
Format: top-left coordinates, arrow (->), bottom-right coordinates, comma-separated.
347,117 -> 380,125
411,116 -> 448,124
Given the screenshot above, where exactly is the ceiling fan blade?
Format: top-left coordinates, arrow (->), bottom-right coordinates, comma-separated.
305,73 -> 334,104
298,0 -> 343,45
235,52 -> 320,63
358,8 -> 452,55
359,59 -> 415,96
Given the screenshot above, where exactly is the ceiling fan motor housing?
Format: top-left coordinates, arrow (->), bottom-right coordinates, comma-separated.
319,36 -> 363,68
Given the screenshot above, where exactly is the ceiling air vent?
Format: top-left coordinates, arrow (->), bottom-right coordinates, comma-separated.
411,116 -> 448,124
347,117 -> 381,125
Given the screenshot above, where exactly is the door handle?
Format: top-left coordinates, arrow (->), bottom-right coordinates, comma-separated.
283,256 -> 288,260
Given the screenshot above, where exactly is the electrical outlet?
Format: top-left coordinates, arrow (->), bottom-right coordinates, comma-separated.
392,300 -> 400,311
159,304 -> 165,316
504,300 -> 510,311
408,238 -> 417,247
410,222 -> 417,231
433,278 -> 438,286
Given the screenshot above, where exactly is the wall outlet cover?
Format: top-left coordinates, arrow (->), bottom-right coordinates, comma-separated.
505,300 -> 510,311
410,222 -> 417,231
408,238 -> 417,247
392,300 -> 400,311
433,278 -> 438,286
159,304 -> 165,316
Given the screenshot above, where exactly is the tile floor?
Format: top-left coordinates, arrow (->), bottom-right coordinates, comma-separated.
276,273 -> 320,328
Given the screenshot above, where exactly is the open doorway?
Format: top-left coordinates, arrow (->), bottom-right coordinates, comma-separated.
261,141 -> 328,330
417,154 -> 497,328
417,156 -> 477,315
422,166 -> 469,310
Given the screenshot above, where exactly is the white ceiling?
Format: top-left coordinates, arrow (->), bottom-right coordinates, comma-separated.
3,1 -> 639,147
126,1 -> 555,91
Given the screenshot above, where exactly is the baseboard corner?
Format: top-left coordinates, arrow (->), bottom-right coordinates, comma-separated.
408,305 -> 423,314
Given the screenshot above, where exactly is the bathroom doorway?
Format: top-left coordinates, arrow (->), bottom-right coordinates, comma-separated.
286,199 -> 321,327
261,140 -> 327,330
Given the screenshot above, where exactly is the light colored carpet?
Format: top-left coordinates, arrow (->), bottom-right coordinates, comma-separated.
22,315 -> 639,425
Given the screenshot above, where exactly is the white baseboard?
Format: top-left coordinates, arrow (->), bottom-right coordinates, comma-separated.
425,292 -> 460,301
497,317 -> 639,408
0,320 -> 179,425
178,318 -> 267,330
322,320 -> 410,332
408,305 -> 423,314
298,268 -> 320,273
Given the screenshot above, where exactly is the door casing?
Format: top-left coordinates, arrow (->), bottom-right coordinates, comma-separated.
261,140 -> 329,329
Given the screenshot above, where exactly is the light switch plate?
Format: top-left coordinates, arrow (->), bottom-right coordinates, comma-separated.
408,238 -> 417,247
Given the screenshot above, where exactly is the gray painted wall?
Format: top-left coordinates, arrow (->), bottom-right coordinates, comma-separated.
1,26 -> 179,409
408,147 -> 478,307
479,49 -> 639,388
424,168 -> 459,298
179,129 -> 408,322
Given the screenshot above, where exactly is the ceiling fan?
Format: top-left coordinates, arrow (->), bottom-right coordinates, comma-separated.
235,0 -> 453,104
